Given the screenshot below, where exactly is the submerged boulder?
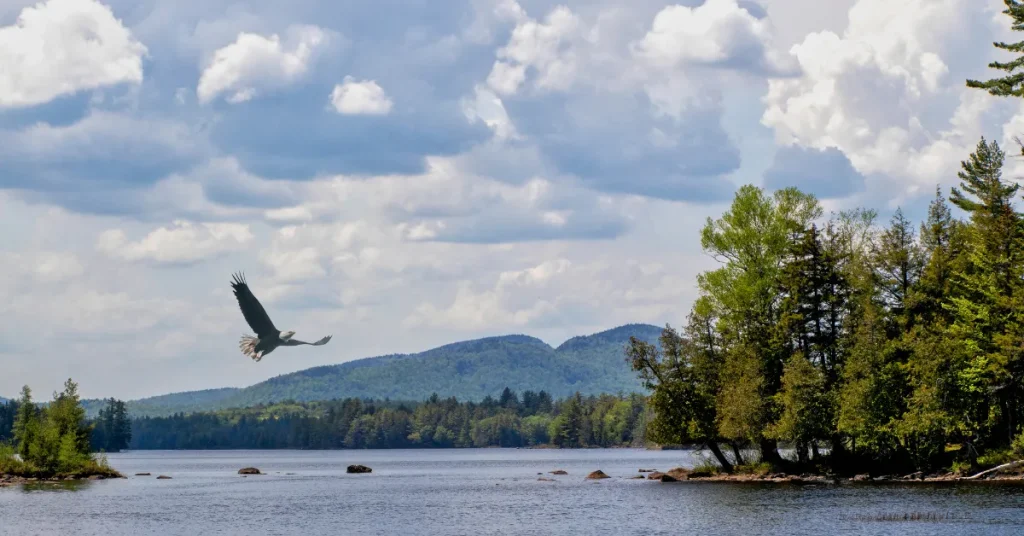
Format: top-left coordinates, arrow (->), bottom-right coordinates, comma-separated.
586,470 -> 611,480
347,464 -> 372,474
238,467 -> 262,475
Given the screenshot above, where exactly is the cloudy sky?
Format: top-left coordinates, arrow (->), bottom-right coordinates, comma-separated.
1,0 -> 1022,400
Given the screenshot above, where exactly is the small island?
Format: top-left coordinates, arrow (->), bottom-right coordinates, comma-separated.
1,379 -> 123,486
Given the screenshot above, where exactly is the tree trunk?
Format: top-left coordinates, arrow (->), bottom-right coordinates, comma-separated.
731,441 -> 745,466
759,438 -> 783,467
796,441 -> 809,464
707,441 -> 734,473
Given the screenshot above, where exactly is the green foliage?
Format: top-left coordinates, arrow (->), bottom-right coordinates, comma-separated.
635,153 -> 1024,475
127,389 -> 647,450
967,1 -> 1024,99
1,379 -> 120,479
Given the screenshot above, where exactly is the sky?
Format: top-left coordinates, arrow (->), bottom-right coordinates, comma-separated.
2,0 -> 1024,400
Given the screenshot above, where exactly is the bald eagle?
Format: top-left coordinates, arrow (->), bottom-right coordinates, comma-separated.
230,272 -> 332,362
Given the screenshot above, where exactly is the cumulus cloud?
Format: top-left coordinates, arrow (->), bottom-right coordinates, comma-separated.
0,0 -> 147,109
476,1 -> 747,200
329,76 -> 393,115
632,0 -> 795,75
96,220 -> 254,264
197,24 -> 329,104
760,0 -> 1010,202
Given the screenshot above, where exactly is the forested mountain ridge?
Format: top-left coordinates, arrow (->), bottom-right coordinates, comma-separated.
81,324 -> 663,418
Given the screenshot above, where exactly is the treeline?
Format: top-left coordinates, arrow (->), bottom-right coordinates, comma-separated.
0,380 -> 121,478
630,136 -> 1024,475
1,393 -> 131,454
129,389 -> 648,449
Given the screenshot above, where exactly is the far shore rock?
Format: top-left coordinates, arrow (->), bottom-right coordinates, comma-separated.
238,467 -> 262,475
347,464 -> 372,474
135,472 -> 151,476
156,475 -> 172,479
549,470 -> 568,475
638,468 -> 656,473
586,470 -> 611,480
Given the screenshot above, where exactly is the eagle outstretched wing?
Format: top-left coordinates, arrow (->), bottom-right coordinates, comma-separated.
287,335 -> 332,346
230,272 -> 278,338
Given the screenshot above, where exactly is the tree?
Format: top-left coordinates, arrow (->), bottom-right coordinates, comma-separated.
945,138 -> 1024,449
967,1 -> 1024,98
966,0 -> 1024,154
628,315 -> 733,471
12,385 -> 38,458
698,185 -> 822,465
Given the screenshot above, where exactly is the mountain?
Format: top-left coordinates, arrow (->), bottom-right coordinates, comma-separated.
92,323 -> 663,417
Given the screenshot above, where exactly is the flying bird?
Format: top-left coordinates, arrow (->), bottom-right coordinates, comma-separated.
230,272 -> 332,362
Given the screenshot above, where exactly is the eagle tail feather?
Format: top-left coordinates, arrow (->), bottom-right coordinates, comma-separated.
240,334 -> 263,362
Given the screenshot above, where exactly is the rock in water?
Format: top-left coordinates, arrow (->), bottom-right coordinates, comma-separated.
135,473 -> 151,476
238,467 -> 262,475
647,472 -> 665,480
665,467 -> 690,480
347,464 -> 372,474
156,475 -> 172,479
549,470 -> 568,475
586,470 -> 611,480
660,474 -> 678,482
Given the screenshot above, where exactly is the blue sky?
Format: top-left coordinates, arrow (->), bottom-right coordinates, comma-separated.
1,0 -> 1022,399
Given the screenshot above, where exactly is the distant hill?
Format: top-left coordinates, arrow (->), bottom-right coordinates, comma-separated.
86,323 -> 663,417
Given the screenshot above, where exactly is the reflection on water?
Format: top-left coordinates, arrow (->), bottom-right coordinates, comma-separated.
17,480 -> 94,493
2,448 -> 1024,535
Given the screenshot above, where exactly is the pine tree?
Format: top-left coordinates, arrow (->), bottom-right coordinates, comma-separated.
945,137 -> 1024,448
874,208 -> 925,330
12,385 -> 37,458
966,1 -> 1024,99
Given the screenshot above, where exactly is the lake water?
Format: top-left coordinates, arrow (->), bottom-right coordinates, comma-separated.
3,448 -> 1024,535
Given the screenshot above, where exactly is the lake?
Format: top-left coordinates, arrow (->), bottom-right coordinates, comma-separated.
3,448 -> 1024,535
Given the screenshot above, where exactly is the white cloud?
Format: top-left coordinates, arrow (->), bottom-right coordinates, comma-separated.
197,24 -> 328,104
462,85 -> 519,140
760,0 -> 1008,202
96,220 -> 254,264
487,6 -> 583,96
329,76 -> 393,115
0,0 -> 147,108
632,0 -> 793,74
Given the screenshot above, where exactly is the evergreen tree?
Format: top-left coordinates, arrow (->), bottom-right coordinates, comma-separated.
966,1 -> 1024,99
12,386 -> 37,458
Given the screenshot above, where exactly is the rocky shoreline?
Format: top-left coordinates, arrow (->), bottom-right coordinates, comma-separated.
630,467 -> 1024,485
1,472 -> 125,487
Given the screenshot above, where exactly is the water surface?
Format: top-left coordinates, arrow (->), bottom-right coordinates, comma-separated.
3,448 -> 1024,535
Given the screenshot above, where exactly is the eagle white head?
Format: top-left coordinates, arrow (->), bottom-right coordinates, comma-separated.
281,330 -> 296,340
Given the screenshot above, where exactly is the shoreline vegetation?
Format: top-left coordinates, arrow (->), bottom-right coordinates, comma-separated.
0,380 -> 124,485
619,2 -> 1024,483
